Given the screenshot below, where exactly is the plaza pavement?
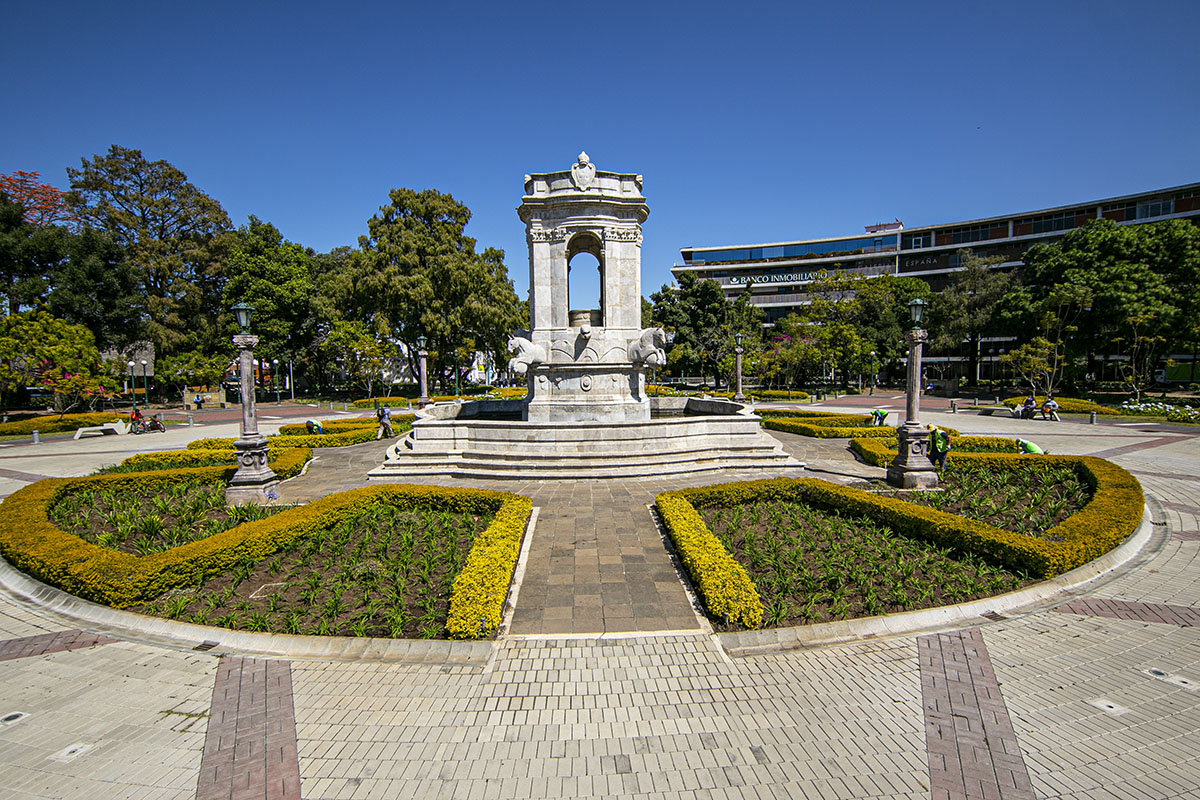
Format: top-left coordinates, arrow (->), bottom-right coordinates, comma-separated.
0,398 -> 1197,799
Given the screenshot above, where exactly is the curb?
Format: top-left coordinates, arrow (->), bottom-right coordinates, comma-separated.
717,496 -> 1160,656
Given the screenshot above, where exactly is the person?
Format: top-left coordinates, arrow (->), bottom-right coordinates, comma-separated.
305,419 -> 324,435
1041,396 -> 1060,421
928,425 -> 951,470
376,404 -> 393,439
1021,394 -> 1037,420
870,408 -> 888,426
194,395 -> 204,410
1016,438 -> 1046,454
130,407 -> 145,433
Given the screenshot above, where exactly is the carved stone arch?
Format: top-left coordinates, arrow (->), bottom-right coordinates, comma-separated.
566,231 -> 605,326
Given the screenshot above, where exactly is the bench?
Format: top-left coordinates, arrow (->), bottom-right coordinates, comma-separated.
74,421 -> 129,439
976,406 -> 1017,417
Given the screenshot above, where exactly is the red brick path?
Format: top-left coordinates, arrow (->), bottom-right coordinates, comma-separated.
1052,597 -> 1200,626
197,656 -> 301,800
919,628 -> 1036,800
0,629 -> 115,661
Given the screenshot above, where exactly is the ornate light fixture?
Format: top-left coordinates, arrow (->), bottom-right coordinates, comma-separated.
225,303 -> 278,505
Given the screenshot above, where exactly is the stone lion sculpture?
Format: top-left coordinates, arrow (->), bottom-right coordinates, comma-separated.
507,336 -> 547,376
627,327 -> 667,368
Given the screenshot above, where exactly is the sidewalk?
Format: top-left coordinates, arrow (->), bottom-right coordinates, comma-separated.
0,408 -> 1197,798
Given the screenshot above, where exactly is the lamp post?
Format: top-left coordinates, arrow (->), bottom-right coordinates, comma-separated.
733,332 -> 746,403
225,302 -> 278,505
416,335 -> 430,407
869,350 -> 877,395
886,298 -> 939,489
272,359 -> 280,405
139,360 -> 148,410
127,361 -> 136,415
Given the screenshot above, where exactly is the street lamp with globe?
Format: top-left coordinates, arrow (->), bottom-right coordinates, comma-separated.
225,302 -> 278,505
272,359 -> 281,405
127,360 -> 136,415
886,298 -> 939,489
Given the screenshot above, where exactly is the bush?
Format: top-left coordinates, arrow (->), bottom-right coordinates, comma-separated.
0,412 -> 121,436
1003,396 -> 1116,415
654,492 -> 763,628
0,477 -> 529,629
759,410 -> 958,440
186,424 -> 398,450
112,446 -> 313,477
749,389 -> 811,401
276,418 -> 405,435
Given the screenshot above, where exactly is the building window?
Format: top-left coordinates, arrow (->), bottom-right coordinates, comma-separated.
904,233 -> 928,249
949,225 -> 991,244
1016,211 -> 1077,235
1137,199 -> 1173,219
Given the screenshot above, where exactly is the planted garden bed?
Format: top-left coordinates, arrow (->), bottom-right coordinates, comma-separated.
134,503 -> 493,638
702,499 -> 1029,628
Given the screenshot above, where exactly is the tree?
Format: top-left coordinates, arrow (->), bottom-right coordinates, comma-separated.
0,192 -> 67,316
45,227 -> 144,350
651,272 -> 735,386
65,145 -> 232,358
930,250 -> 1013,385
0,311 -> 105,413
1021,218 -> 1196,393
222,217 -> 316,363
0,171 -> 78,228
348,189 -> 522,391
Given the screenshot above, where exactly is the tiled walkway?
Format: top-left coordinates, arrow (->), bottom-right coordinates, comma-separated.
0,406 -> 1199,798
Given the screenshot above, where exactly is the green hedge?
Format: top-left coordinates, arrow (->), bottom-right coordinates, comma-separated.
0,477 -> 530,636
850,435 -> 1033,467
655,492 -> 763,628
750,389 -> 811,401
188,427 -> 385,450
276,416 -> 413,436
1003,396 -> 1117,415
116,446 -> 313,477
0,412 -> 121,436
659,461 -> 1142,612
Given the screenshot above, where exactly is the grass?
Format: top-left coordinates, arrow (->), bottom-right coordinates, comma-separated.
133,503 -> 493,639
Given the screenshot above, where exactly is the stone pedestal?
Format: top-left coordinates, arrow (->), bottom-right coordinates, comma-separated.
525,362 -> 648,423
885,424 -> 939,489
225,334 -> 278,506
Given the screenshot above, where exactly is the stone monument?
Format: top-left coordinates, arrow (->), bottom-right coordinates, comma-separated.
510,152 -> 659,422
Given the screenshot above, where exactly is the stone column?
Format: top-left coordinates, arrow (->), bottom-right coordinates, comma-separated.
886,328 -> 938,489
225,334 -> 279,505
417,349 -> 429,406
733,346 -> 745,402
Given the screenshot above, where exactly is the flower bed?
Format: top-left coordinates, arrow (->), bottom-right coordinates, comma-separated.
656,462 -> 1142,626
105,446 -> 314,475
850,435 -> 1014,467
0,476 -> 530,639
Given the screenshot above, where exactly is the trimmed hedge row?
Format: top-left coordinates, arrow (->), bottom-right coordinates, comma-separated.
654,492 -> 763,628
277,419 -> 377,435
1003,396 -> 1117,415
850,435 -> 1029,467
660,461 -> 1143,609
0,477 -> 530,637
750,389 -> 811,401
117,446 -> 314,476
759,410 -> 896,439
0,412 -> 121,436
188,428 -> 382,450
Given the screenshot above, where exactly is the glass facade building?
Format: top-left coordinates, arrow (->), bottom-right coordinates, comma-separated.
672,182 -> 1200,324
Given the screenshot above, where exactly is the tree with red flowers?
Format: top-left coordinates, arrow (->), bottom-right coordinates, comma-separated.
0,171 -> 78,228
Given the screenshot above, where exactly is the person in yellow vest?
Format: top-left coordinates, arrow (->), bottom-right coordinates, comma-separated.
928,425 -> 951,470
1016,438 -> 1045,454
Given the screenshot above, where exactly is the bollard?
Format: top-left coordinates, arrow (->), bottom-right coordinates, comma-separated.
995,396 -> 1000,405
342,402 -> 347,411
1090,411 -> 1097,425
32,430 -> 39,444
187,412 -> 194,427
950,400 -> 958,414
973,397 -> 979,406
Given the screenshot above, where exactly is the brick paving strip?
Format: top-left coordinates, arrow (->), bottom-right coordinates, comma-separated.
0,628 -> 115,661
1086,435 -> 1188,460
1052,597 -> 1200,626
919,628 -> 1036,800
197,656 -> 301,800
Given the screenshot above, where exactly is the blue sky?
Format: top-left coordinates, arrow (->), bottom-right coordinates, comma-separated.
4,1 -> 1198,310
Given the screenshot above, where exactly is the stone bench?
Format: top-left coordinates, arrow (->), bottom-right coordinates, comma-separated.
73,421 -> 129,439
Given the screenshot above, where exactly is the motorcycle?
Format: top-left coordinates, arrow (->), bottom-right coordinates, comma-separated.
131,415 -> 166,434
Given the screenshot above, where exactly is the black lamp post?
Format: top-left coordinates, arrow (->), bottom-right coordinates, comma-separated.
733,331 -> 746,403
127,360 -> 136,415
139,360 -> 148,410
225,302 -> 278,505
416,335 -> 430,406
886,298 -> 938,489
